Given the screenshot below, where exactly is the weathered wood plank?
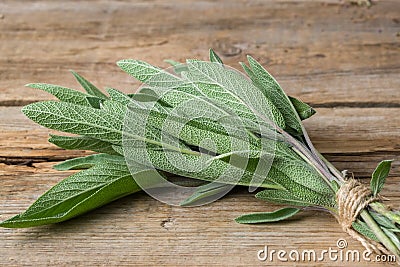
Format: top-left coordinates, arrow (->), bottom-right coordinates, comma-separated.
0,162 -> 399,266
303,107 -> 400,154
0,1 -> 399,105
0,0 -> 399,266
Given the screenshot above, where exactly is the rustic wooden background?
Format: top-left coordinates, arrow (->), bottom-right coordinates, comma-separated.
0,0 -> 399,266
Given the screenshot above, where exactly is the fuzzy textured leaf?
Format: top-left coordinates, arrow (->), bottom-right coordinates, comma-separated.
49,134 -> 119,155
0,161 -> 140,228
54,154 -> 125,170
288,96 -> 316,121
209,48 -> 223,64
71,71 -> 108,99
26,83 -> 91,106
22,101 -> 124,144
243,56 -> 303,134
370,160 -> 392,196
235,207 -> 300,224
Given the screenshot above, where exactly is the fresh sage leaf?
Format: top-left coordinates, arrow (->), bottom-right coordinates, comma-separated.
106,87 -> 132,105
86,96 -> 104,109
22,101 -> 124,144
244,56 -> 302,134
164,59 -> 189,74
100,100 -> 126,120
54,154 -> 125,170
240,62 -> 314,122
209,48 -> 223,64
117,59 -> 182,87
369,210 -> 397,230
71,71 -> 108,99
0,161 -> 140,228
49,134 -> 119,155
180,182 -> 232,206
255,189 -> 313,207
7,50 -> 399,264
382,228 -> 400,251
352,219 -> 379,242
26,83 -> 91,107
235,207 -> 300,224
288,96 -> 316,121
370,160 -> 393,196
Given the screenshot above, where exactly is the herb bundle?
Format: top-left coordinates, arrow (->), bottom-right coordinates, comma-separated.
1,49 -> 399,259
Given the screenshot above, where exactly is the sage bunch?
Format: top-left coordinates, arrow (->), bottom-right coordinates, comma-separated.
1,49 -> 399,260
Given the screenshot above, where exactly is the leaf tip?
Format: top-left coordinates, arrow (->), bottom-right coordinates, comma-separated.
25,83 -> 36,88
234,216 -> 246,224
52,163 -> 67,171
21,103 -> 33,115
116,59 -> 131,67
246,54 -> 255,62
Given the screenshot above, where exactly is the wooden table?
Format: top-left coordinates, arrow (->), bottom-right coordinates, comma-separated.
1,1 -> 399,266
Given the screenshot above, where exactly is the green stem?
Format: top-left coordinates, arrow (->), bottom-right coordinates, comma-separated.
292,146 -> 335,192
316,151 -> 345,183
360,209 -> 400,256
370,202 -> 400,225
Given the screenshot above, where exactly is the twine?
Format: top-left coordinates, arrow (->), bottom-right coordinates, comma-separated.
336,179 -> 391,255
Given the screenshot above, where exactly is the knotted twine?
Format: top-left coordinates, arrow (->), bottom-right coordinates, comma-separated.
336,179 -> 391,255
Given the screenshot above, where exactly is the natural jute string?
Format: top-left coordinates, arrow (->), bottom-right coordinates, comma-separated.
336,179 -> 390,255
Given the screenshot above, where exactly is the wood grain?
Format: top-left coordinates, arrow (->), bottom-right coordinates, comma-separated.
0,0 -> 399,106
0,0 -> 399,266
0,163 -> 399,266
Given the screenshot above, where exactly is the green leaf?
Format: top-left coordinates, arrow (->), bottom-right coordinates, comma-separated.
352,219 -> 379,242
271,157 -> 334,196
26,83 -> 91,106
330,180 -> 340,193
71,71 -> 108,99
167,176 -> 206,187
86,96 -> 104,109
382,228 -> 400,251
123,132 -> 280,190
54,154 -> 125,170
180,182 -> 232,206
235,207 -> 300,224
164,59 -> 181,66
0,161 -> 140,228
244,56 -> 302,134
117,59 -> 182,88
132,87 -> 169,104
22,101 -> 123,144
49,134 -> 119,155
180,178 -> 286,207
255,189 -> 311,207
128,104 -> 261,157
240,63 -> 314,122
14,53 -> 359,229
184,59 -> 286,129
369,210 -> 397,230
255,167 -> 336,208
100,100 -> 126,120
209,48 -> 223,64
370,160 -> 393,196
288,96 -> 316,121
164,59 -> 188,74
106,88 -> 132,105
129,92 -> 159,103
